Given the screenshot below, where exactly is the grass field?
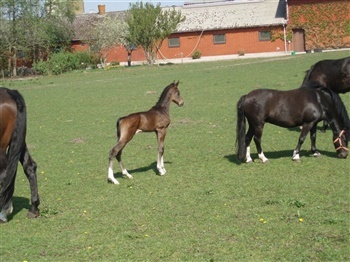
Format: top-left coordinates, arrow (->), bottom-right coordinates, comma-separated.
0,51 -> 349,261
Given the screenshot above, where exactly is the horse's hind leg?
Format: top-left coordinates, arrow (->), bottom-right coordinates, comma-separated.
20,144 -> 40,219
116,147 -> 133,179
245,126 -> 255,163
108,140 -> 132,185
253,125 -> 269,163
0,151 -> 14,223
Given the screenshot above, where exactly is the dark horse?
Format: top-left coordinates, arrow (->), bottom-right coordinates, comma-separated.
302,56 -> 350,131
236,84 -> 349,163
302,56 -> 350,94
0,87 -> 40,222
108,81 -> 184,185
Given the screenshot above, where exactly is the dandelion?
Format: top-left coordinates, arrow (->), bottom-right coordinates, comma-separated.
299,218 -> 304,222
88,246 -> 92,250
260,218 -> 267,223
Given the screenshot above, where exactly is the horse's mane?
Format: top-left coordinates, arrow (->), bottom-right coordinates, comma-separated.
300,80 -> 324,89
320,88 -> 350,131
303,65 -> 314,83
155,82 -> 177,107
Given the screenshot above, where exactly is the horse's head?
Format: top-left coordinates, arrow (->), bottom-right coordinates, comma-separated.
333,129 -> 348,158
171,81 -> 184,107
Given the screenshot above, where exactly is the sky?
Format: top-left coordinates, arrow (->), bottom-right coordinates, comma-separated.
83,1 -> 185,13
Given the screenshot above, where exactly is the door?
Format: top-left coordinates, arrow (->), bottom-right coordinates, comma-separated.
292,29 -> 305,52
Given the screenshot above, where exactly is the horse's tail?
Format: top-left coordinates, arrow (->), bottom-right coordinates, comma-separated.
116,117 -> 123,140
236,95 -> 247,160
2,89 -> 27,206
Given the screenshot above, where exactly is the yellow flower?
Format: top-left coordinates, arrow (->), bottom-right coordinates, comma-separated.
299,218 -> 304,222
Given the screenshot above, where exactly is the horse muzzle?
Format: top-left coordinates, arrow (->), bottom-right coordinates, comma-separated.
178,100 -> 184,107
337,151 -> 348,159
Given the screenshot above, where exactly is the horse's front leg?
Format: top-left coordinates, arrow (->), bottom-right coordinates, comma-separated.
310,124 -> 321,157
20,144 -> 40,219
156,129 -> 167,175
293,124 -> 312,161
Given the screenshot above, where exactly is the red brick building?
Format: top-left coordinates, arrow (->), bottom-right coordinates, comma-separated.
286,0 -> 350,52
71,0 -> 349,65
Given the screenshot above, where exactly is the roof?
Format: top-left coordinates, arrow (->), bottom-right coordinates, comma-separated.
173,0 -> 286,32
72,11 -> 126,41
72,0 -> 286,40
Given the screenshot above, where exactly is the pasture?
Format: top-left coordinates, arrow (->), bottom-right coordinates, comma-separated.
0,51 -> 349,261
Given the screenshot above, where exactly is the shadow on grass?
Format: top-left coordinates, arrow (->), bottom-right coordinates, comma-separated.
225,149 -> 339,164
112,161 -> 172,178
7,196 -> 31,222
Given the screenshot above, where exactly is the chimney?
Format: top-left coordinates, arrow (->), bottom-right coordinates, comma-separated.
98,5 -> 106,15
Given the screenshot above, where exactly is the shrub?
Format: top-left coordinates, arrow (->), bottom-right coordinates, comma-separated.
32,51 -> 99,75
32,60 -> 49,75
192,50 -> 201,59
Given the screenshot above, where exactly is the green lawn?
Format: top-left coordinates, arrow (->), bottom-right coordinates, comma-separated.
0,51 -> 349,261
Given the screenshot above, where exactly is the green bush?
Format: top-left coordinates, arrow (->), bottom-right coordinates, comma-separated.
32,51 -> 99,75
32,60 -> 49,75
192,50 -> 201,59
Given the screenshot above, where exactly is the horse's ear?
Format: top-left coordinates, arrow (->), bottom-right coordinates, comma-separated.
176,80 -> 180,86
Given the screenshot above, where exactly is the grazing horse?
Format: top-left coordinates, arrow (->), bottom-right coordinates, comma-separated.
0,87 -> 40,222
236,85 -> 349,163
108,81 -> 184,185
302,56 -> 350,94
302,56 -> 350,131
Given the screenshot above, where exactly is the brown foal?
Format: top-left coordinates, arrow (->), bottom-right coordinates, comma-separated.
108,81 -> 184,185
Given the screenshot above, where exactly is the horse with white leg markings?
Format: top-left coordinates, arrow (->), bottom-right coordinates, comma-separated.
236,83 -> 349,163
108,81 -> 184,185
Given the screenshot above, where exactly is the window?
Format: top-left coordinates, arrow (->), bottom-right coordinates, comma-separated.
168,37 -> 180,47
214,34 -> 226,44
259,31 -> 271,41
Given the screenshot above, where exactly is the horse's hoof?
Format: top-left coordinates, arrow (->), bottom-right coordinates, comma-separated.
27,211 -> 39,219
262,160 -> 269,164
292,158 -> 301,162
0,219 -> 7,223
313,152 -> 321,157
107,179 -> 119,185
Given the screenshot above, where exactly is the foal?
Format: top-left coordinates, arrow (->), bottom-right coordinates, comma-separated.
108,81 -> 184,185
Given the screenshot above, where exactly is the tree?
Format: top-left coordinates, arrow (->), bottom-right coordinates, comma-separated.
0,0 -> 75,76
126,2 -> 185,65
74,14 -> 127,68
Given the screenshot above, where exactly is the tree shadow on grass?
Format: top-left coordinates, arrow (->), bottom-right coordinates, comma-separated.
225,149 -> 338,165
7,196 -> 30,222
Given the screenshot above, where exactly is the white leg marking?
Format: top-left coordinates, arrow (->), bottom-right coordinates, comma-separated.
157,153 -> 166,175
313,152 -> 321,157
292,151 -> 300,161
0,211 -> 7,223
246,146 -> 253,163
258,152 -> 269,163
119,161 -> 133,179
108,167 -> 119,185
0,203 -> 12,223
